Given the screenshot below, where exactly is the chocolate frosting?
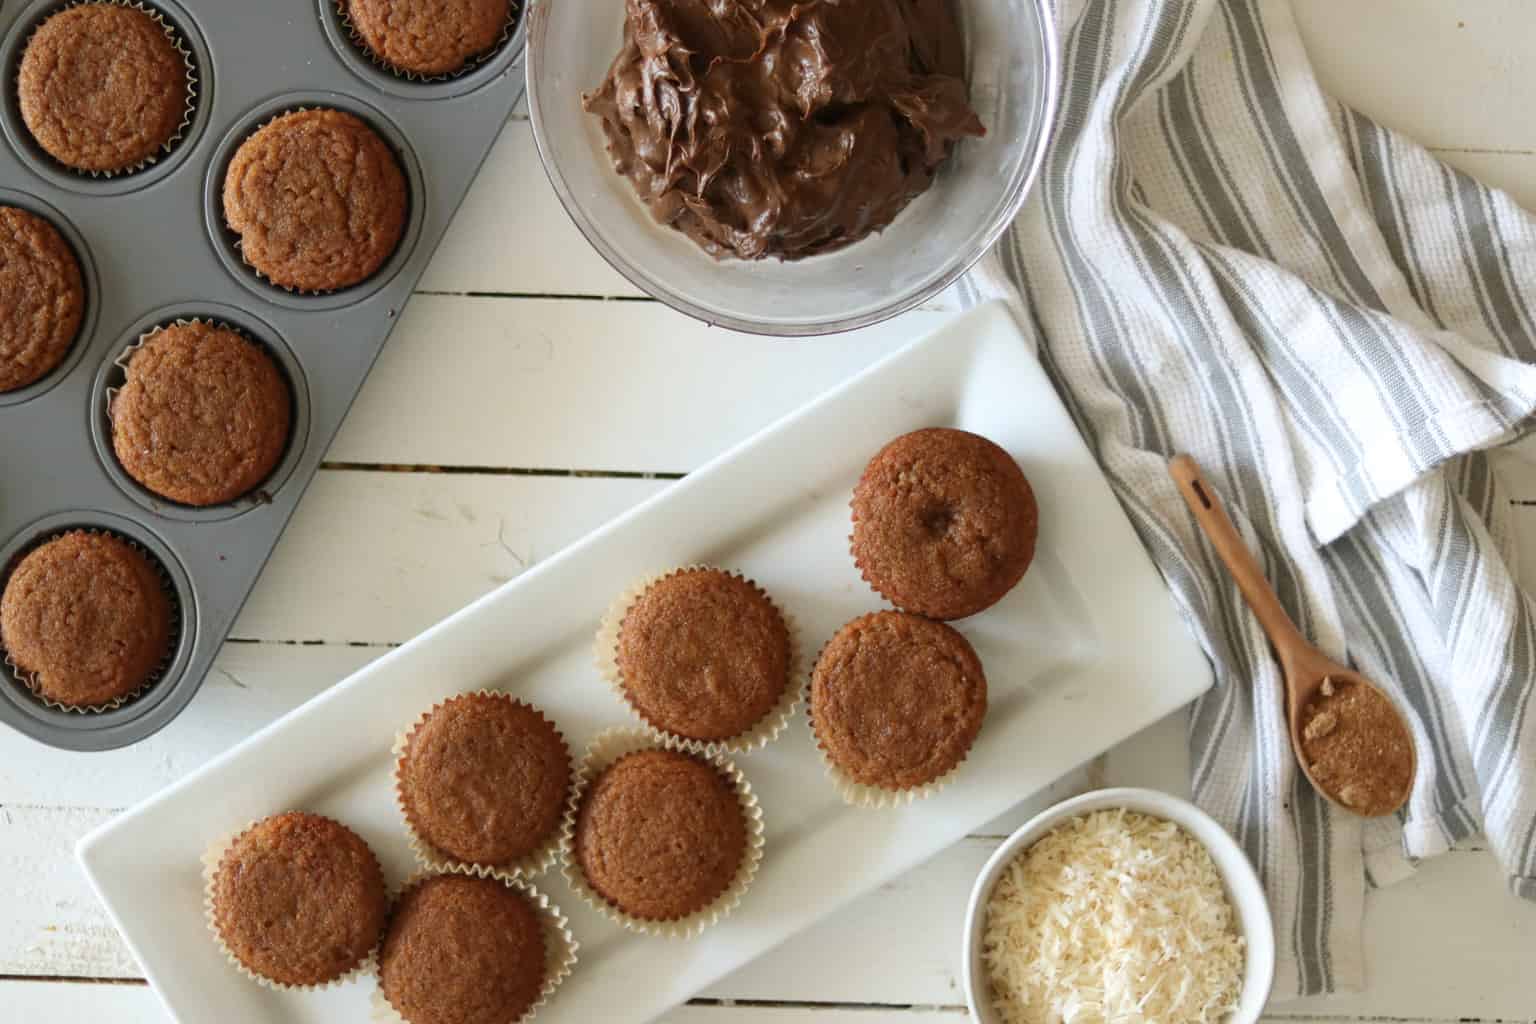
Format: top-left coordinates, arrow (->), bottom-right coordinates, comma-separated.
583,0 -> 985,261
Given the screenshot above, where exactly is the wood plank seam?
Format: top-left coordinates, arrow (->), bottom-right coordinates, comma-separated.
318,461 -> 687,481
689,999 -> 966,1012
0,975 -> 145,986
414,290 -> 656,302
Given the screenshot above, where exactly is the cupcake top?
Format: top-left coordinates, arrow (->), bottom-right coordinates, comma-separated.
811,611 -> 987,790
615,568 -> 791,742
379,874 -> 547,1024
111,322 -> 292,507
18,4 -> 186,173
0,531 -> 170,708
398,694 -> 571,870
211,812 -> 388,988
573,748 -> 746,922
0,205 -> 83,393
345,0 -> 511,76
223,108 -> 407,293
851,428 -> 1038,620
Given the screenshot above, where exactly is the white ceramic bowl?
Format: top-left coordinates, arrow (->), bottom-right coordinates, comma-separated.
525,0 -> 1059,336
962,787 -> 1277,1024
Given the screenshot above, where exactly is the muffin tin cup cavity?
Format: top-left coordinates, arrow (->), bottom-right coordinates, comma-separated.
393,691 -> 572,883
203,93 -> 425,312
201,816 -> 386,993
0,188 -> 99,408
370,871 -> 578,1024
595,566 -> 805,758
322,0 -> 526,99
0,0 -> 524,752
804,660 -> 968,809
0,514 -> 194,728
559,728 -> 765,940
89,304 -> 312,524
0,0 -> 211,195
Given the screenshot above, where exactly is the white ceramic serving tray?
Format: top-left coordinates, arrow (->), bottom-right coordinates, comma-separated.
79,302 -> 1212,1023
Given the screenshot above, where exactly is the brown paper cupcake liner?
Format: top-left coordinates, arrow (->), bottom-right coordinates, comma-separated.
334,0 -> 520,83
370,870 -> 577,1024
596,566 -> 803,757
559,729 -> 764,939
393,690 -> 572,883
14,0 -> 198,178
0,528 -> 180,715
200,817 -> 385,993
804,642 -> 970,809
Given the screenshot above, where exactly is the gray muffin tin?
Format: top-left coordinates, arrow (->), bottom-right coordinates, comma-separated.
0,0 -> 527,751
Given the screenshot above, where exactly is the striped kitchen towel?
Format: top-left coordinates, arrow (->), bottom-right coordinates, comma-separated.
964,0 -> 1536,999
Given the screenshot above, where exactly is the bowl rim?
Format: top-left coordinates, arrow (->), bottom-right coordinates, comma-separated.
523,0 -> 1062,338
961,786 -> 1277,1024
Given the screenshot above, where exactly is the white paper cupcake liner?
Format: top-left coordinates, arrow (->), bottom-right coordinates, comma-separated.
560,729 -> 765,939
14,0 -> 198,178
393,691 -> 572,883
596,566 -> 803,757
371,871 -> 577,1024
335,0 -> 519,83
201,816 -> 385,992
804,630 -> 974,809
0,528 -> 180,714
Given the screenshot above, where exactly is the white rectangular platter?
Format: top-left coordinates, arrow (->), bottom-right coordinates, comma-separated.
78,302 -> 1212,1024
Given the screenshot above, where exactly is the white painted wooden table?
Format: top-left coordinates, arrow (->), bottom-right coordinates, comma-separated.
6,2 -> 1536,1020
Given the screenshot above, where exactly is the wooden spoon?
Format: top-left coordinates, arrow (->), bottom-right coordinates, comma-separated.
1168,454 -> 1415,818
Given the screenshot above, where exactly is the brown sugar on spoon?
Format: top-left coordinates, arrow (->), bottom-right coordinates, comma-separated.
1300,677 -> 1414,817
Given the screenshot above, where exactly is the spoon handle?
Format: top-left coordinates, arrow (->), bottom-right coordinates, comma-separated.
1168,455 -> 1312,676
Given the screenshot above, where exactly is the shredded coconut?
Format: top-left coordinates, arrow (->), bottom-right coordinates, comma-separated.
981,808 -> 1246,1024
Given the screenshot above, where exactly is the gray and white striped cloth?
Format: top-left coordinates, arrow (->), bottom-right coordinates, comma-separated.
964,0 -> 1536,999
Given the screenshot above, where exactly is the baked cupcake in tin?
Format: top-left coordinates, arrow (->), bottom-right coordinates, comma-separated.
851,428 -> 1038,620
223,108 -> 407,293
110,321 -> 292,507
344,0 -> 513,77
0,530 -> 172,709
809,610 -> 987,805
396,692 -> 571,880
205,812 -> 388,990
0,205 -> 83,393
377,872 -> 574,1024
598,567 -> 798,753
17,3 -> 190,174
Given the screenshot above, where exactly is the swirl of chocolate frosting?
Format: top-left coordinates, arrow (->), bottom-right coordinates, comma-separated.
583,0 -> 985,261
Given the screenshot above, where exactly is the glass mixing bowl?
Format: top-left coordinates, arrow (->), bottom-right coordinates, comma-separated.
525,0 -> 1059,337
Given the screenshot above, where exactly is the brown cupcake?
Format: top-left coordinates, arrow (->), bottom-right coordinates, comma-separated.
398,694 -> 571,873
379,874 -> 546,1024
111,322 -> 292,507
223,108 -> 407,292
0,531 -> 170,708
18,4 -> 187,174
0,206 -> 83,393
811,611 -> 986,792
613,568 -> 792,743
345,0 -> 511,76
851,428 -> 1038,620
572,748 -> 746,922
209,812 -> 387,988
